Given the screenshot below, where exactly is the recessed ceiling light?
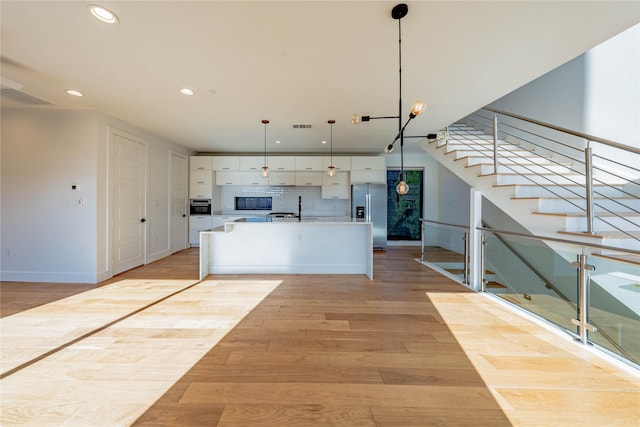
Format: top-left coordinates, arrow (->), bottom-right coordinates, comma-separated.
275,140 -> 281,144
66,89 -> 84,97
180,88 -> 194,95
322,140 -> 327,144
88,5 -> 119,24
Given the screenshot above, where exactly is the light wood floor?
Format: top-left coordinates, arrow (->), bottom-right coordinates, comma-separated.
1,247 -> 638,426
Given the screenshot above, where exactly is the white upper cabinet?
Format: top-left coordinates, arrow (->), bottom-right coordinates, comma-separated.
295,156 -> 324,171
239,156 -> 265,171
212,156 -> 240,171
190,170 -> 213,185
241,171 -> 269,186
268,156 -> 295,171
190,156 -> 212,170
295,171 -> 322,186
216,171 -> 242,185
321,171 -> 350,199
350,170 -> 386,185
350,156 -> 386,171
269,171 -> 296,186
323,156 -> 351,171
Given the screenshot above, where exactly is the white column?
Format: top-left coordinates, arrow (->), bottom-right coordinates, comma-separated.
468,189 -> 483,291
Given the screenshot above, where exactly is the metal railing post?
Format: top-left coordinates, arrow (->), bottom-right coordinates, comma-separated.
571,254 -> 596,344
463,232 -> 469,284
420,219 -> 425,262
492,114 -> 498,174
479,232 -> 486,292
584,143 -> 595,234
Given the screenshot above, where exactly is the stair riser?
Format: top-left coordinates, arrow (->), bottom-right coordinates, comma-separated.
563,216 -> 640,232
598,238 -> 640,252
513,185 -> 629,198
450,149 -> 539,159
536,198 -> 640,213
495,174 -> 584,186
479,164 -> 574,175
464,156 -> 563,167
438,140 -> 526,152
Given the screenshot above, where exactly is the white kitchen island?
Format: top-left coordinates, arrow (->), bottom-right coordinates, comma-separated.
199,220 -> 373,280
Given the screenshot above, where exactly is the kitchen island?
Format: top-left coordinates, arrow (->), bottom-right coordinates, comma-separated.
199,220 -> 373,279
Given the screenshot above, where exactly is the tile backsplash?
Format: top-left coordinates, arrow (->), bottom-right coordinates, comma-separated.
219,186 -> 350,217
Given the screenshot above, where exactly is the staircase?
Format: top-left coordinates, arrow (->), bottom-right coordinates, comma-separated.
416,109 -> 640,366
416,117 -> 640,258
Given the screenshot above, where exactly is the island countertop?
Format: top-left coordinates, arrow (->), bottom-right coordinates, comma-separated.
199,221 -> 373,280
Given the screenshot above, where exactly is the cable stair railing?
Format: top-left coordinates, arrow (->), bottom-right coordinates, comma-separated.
439,108 -> 640,255
466,111 -> 640,234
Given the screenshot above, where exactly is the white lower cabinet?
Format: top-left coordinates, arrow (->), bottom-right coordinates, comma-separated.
321,172 -> 350,199
189,216 -> 213,247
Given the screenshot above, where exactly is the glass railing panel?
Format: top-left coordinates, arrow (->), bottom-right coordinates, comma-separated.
587,251 -> 640,365
421,223 -> 467,281
483,233 -> 579,333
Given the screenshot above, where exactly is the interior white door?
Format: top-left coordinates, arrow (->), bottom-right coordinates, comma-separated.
111,131 -> 147,275
171,152 -> 188,253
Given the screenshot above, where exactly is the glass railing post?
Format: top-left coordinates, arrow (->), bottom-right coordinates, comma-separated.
584,143 -> 595,234
571,254 -> 596,344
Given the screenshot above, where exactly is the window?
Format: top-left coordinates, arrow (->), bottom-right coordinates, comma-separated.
387,169 -> 423,240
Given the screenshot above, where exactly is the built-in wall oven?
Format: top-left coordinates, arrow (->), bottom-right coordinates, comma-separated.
190,199 -> 212,216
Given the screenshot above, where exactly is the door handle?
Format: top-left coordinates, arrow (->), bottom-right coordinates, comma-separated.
182,214 -> 186,217
140,218 -> 146,223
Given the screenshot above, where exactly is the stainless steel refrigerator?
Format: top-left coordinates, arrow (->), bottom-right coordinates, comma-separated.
351,184 -> 387,250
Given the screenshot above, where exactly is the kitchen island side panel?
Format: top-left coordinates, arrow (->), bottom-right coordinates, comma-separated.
202,222 -> 373,279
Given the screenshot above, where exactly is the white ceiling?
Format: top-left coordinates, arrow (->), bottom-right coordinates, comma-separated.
1,1 -> 638,154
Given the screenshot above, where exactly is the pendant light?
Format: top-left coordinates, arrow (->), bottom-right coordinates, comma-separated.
327,119 -> 336,177
350,3 -> 428,195
261,119 -> 269,178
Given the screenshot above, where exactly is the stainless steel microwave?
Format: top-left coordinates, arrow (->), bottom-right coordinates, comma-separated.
190,199 -> 211,215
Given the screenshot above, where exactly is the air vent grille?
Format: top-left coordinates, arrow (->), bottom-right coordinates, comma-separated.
0,88 -> 52,105
292,124 -> 312,129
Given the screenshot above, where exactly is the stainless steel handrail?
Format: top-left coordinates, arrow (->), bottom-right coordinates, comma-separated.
476,226 -> 640,255
420,219 -> 469,230
484,107 -> 640,154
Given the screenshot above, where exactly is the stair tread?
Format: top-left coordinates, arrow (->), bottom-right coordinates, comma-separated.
592,252 -> 640,266
456,153 -> 552,159
512,196 -> 637,200
558,229 -> 640,238
533,211 -> 640,217
493,183 -> 622,187
466,162 -> 573,168
489,172 -> 582,176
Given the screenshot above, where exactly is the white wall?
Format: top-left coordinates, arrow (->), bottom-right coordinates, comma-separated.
584,24 -> 640,148
1,109 -> 100,282
489,24 -> 639,149
1,108 -> 192,283
387,147 -> 471,225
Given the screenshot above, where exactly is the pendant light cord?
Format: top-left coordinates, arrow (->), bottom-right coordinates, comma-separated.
398,14 -> 405,181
